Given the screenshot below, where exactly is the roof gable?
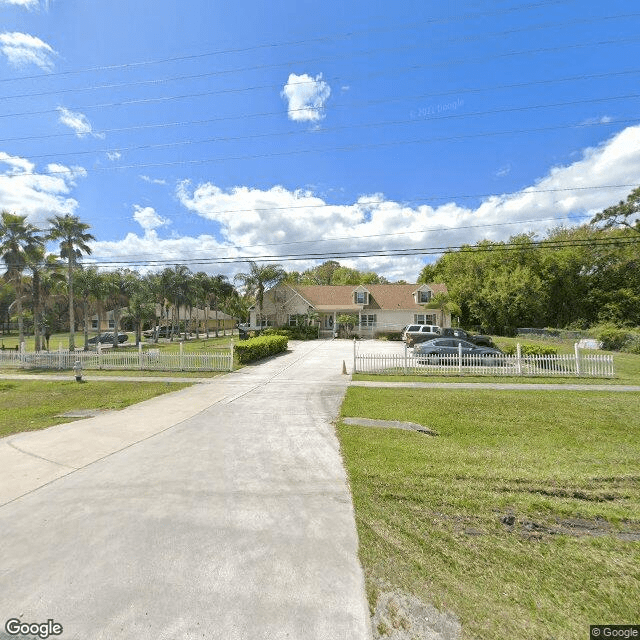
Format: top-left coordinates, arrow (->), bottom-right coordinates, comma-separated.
288,283 -> 447,311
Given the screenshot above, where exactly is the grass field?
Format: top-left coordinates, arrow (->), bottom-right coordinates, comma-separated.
0,379 -> 191,438
337,387 -> 640,639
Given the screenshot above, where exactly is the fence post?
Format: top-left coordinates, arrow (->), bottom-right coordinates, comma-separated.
179,341 -> 184,371
574,342 -> 581,377
58,343 -> 62,370
229,338 -> 234,372
458,342 -> 463,374
138,343 -> 143,370
516,343 -> 522,376
404,341 -> 408,376
20,341 -> 25,368
98,342 -> 102,370
353,338 -> 357,374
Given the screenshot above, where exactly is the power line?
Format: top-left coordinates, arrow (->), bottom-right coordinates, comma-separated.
7,118 -> 640,178
3,67 -> 639,144
16,96 -> 640,163
3,35 -> 639,120
82,235 -> 640,269
2,11 -> 636,102
0,0 -> 577,84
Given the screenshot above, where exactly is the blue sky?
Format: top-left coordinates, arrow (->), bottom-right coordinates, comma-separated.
1,0 -> 639,281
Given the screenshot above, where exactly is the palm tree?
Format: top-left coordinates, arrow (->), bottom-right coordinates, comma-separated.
208,274 -> 234,337
0,211 -> 44,345
234,261 -> 285,328
47,214 -> 95,351
24,244 -> 47,351
74,266 -> 102,350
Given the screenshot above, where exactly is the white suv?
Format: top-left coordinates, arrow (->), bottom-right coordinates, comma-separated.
402,324 -> 441,346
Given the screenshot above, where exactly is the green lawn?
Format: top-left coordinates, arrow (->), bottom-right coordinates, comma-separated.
337,387 -> 640,639
0,379 -> 191,438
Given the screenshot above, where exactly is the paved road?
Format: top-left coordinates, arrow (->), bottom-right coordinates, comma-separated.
0,341 -> 372,640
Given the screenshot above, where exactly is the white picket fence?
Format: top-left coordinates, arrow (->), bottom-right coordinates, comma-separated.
0,343 -> 234,372
354,343 -> 615,378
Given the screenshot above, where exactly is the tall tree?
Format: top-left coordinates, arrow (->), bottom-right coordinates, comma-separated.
207,273 -> 234,337
234,261 -> 286,327
0,211 -> 44,345
47,214 -> 95,351
591,186 -> 640,234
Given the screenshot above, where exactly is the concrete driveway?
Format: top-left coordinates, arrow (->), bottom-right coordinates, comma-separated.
0,340 -> 372,640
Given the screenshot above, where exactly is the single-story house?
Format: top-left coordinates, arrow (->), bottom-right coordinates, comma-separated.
91,304 -> 236,333
249,283 -> 451,337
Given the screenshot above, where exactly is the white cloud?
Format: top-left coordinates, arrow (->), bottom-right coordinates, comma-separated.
581,115 -> 613,126
106,151 -> 121,161
57,106 -> 103,139
90,125 -> 640,282
281,73 -> 331,122
0,152 -> 86,226
132,205 -> 170,231
495,164 -> 511,178
0,32 -> 56,70
139,174 -> 167,185
0,0 -> 39,8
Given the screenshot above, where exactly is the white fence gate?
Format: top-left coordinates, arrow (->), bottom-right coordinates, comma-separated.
354,342 -> 615,378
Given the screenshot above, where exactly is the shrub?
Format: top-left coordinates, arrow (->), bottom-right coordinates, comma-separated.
502,343 -> 558,356
376,331 -> 404,341
234,335 -> 288,364
262,326 -> 318,340
591,324 -> 634,351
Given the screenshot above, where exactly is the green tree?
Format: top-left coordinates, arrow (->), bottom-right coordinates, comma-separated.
0,211 -> 44,345
234,261 -> 286,327
591,187 -> 640,234
46,214 -> 95,351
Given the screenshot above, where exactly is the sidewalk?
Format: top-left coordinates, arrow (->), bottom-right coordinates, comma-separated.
0,341 -> 372,640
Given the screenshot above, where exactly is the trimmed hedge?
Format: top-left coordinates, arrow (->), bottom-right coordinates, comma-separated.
262,326 -> 318,340
234,335 -> 288,364
502,343 -> 558,356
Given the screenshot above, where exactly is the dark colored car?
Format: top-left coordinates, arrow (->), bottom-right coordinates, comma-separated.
87,332 -> 128,344
414,338 -> 505,365
439,328 -> 495,347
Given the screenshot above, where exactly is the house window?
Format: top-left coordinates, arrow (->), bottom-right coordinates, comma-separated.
418,290 -> 432,303
288,314 -> 299,327
355,291 -> 367,304
91,319 -> 98,330
108,319 -> 115,329
414,314 -> 436,325
360,314 -> 376,327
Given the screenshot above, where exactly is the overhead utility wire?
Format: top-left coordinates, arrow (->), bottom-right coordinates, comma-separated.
83,236 -> 640,269
3,35 -> 639,120
19,97 -> 640,162
2,11 -> 636,102
0,0 -> 576,84
3,68 -> 639,144
9,118 -> 640,178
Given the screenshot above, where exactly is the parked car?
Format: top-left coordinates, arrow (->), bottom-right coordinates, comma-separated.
403,324 -> 441,346
87,332 -> 128,344
440,327 -> 495,347
143,326 -> 172,338
414,338 -> 505,365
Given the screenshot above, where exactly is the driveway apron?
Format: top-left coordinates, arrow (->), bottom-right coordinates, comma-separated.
0,341 -> 372,640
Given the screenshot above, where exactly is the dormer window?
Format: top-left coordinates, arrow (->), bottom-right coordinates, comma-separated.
418,289 -> 432,303
355,291 -> 367,304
